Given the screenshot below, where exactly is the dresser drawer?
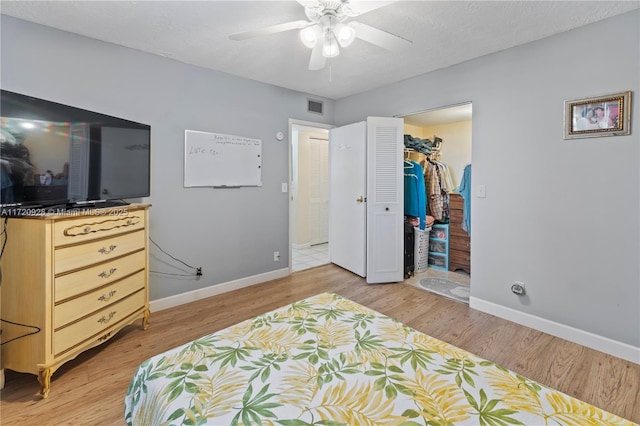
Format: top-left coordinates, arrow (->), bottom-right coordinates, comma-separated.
450,193 -> 464,210
54,290 -> 146,355
449,236 -> 470,252
55,230 -> 145,274
450,209 -> 464,225
54,212 -> 145,247
55,250 -> 146,302
450,248 -> 471,266
55,271 -> 146,328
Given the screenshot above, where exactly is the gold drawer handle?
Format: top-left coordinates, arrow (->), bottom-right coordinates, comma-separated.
98,290 -> 117,302
98,245 -> 117,255
98,268 -> 117,279
97,311 -> 116,324
98,332 -> 112,342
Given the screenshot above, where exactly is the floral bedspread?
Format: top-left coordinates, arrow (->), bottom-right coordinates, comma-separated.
125,292 -> 635,425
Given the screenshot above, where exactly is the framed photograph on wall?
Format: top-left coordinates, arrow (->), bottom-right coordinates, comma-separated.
563,91 -> 631,139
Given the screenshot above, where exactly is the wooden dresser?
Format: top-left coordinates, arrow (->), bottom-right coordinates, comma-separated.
448,193 -> 471,274
0,204 -> 150,397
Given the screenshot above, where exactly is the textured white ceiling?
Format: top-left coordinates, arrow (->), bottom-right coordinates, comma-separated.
2,1 -> 638,100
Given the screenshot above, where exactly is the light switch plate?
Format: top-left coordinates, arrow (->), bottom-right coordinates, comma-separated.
477,184 -> 486,198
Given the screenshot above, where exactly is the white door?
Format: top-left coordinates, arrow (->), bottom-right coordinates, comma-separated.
366,117 -> 404,283
309,138 -> 329,245
329,121 -> 367,277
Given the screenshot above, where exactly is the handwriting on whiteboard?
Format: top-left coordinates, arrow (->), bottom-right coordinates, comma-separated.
188,146 -> 219,155
212,134 -> 260,146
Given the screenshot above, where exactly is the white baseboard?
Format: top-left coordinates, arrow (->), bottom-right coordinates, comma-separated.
150,268 -> 290,312
469,296 -> 640,364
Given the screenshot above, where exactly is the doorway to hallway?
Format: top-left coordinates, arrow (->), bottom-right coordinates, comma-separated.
289,120 -> 333,273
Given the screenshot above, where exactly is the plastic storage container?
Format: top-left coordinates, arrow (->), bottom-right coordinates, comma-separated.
431,225 -> 449,240
429,239 -> 447,254
428,223 -> 449,270
428,253 -> 448,268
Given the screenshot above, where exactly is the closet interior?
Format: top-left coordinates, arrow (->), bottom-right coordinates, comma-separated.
401,104 -> 472,279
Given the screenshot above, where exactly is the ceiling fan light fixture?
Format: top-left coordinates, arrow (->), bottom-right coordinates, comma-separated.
322,31 -> 340,58
300,25 -> 320,48
229,1 -> 411,71
334,23 -> 356,47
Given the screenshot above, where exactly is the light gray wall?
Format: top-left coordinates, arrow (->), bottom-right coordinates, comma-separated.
3,11 -> 638,349
335,10 -> 640,348
1,16 -> 335,300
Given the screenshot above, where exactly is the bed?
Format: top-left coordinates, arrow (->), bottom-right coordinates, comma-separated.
125,292 -> 634,425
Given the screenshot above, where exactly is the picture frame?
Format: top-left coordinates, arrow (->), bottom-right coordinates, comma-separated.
563,91 -> 631,139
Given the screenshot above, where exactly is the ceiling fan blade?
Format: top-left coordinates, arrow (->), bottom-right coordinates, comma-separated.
309,41 -> 327,71
349,21 -> 412,50
229,20 -> 311,41
341,0 -> 398,17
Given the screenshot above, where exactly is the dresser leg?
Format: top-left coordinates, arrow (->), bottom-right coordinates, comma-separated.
142,309 -> 150,330
0,368 -> 4,390
38,368 -> 52,398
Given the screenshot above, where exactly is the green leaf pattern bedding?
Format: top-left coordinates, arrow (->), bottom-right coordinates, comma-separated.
125,292 -> 635,425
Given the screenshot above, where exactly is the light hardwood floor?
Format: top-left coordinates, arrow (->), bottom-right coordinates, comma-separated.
2,264 -> 639,425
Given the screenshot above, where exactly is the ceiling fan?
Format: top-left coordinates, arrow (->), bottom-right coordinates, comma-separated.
229,0 -> 412,71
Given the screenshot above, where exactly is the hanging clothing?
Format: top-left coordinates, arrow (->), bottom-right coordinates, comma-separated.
404,160 -> 427,230
458,164 -> 472,235
436,161 -> 455,194
436,163 -> 450,221
425,161 -> 443,221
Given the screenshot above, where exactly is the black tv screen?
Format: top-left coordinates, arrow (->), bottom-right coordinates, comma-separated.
1,90 -> 150,208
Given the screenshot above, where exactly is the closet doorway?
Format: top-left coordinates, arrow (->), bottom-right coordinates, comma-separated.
400,102 -> 473,284
289,120 -> 333,273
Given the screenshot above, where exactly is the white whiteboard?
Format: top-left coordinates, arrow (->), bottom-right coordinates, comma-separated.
184,130 -> 262,187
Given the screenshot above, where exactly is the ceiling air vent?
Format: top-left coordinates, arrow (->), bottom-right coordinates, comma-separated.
307,99 -> 324,115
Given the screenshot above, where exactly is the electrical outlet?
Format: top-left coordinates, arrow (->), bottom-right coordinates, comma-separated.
273,251 -> 280,262
196,267 -> 202,277
511,281 -> 526,296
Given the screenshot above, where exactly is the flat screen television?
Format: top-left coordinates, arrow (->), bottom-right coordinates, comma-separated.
1,90 -> 150,212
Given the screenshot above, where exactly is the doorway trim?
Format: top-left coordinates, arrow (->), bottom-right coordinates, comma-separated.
396,101 -> 473,122
288,118 -> 335,274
